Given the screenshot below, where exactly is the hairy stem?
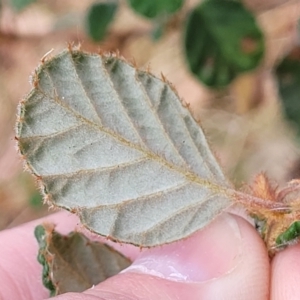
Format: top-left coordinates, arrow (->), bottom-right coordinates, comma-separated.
232,190 -> 291,213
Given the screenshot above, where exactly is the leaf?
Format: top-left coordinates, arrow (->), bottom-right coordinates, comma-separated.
9,0 -> 36,12
184,0 -> 264,88
35,225 -> 56,296
16,48 -> 234,247
275,46 -> 300,134
151,23 -> 164,41
29,190 -> 43,208
249,174 -> 300,255
85,1 -> 118,42
276,221 -> 300,247
34,224 -> 131,296
127,0 -> 184,19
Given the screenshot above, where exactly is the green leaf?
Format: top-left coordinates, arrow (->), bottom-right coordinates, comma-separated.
85,1 -> 118,42
29,190 -> 43,207
35,224 -> 131,296
16,49 -> 233,247
151,23 -> 164,41
275,48 -> 300,134
127,0 -> 183,19
276,221 -> 300,246
184,0 -> 264,88
34,225 -> 56,296
9,0 -> 36,12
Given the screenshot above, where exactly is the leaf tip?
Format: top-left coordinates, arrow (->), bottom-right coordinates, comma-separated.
34,224 -> 46,242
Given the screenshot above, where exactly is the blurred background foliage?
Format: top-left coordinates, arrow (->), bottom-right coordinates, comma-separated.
0,0 -> 300,230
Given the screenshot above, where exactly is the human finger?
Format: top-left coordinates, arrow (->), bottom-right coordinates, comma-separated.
51,213 -> 270,300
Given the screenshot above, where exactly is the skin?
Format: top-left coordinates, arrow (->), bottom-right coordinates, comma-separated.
0,211 -> 299,300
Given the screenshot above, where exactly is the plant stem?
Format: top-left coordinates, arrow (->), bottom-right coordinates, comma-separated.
232,190 -> 291,213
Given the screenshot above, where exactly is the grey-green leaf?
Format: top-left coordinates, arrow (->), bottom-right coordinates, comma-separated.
35,224 -> 131,296
17,49 -> 233,247
85,1 -> 118,42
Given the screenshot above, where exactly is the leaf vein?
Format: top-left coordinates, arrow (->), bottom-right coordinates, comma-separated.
136,74 -> 189,168
99,57 -> 147,148
135,194 -> 218,237
69,53 -> 103,125
159,86 -> 215,180
20,123 -> 84,141
37,66 -> 208,186
42,156 -> 148,178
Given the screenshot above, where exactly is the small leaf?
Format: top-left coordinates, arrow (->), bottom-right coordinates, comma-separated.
184,0 -> 264,88
35,224 -> 131,296
152,23 -> 164,41
127,0 -> 184,19
34,225 -> 56,296
29,190 -> 43,207
276,221 -> 300,247
9,0 -> 36,12
248,175 -> 300,255
275,47 -> 300,134
85,1 -> 118,42
17,49 -> 233,247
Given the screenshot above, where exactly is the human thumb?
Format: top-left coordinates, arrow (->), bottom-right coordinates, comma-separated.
51,213 -> 270,300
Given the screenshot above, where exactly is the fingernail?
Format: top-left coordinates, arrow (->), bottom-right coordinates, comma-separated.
123,213 -> 242,282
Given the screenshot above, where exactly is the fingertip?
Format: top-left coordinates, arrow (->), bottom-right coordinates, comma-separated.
202,214 -> 269,299
0,211 -> 271,300
271,243 -> 300,300
81,214 -> 270,300
124,213 -> 242,282
0,211 -> 80,299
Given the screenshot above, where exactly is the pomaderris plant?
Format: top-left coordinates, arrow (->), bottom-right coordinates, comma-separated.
14,47 -> 300,294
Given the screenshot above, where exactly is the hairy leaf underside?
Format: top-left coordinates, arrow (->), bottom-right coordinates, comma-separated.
16,49 -> 235,247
